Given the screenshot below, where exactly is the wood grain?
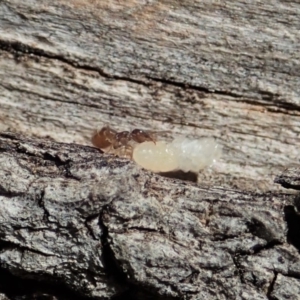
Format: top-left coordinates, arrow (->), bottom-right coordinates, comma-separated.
1,1 -> 300,192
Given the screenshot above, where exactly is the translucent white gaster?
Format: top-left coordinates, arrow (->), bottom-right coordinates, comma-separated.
133,137 -> 221,173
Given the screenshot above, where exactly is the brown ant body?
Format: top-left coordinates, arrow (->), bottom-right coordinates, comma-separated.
92,127 -> 221,174
91,126 -> 157,158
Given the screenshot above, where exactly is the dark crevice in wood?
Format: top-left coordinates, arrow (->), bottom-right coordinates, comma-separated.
266,271 -> 277,300
274,176 -> 300,190
230,253 -> 245,284
42,154 -> 80,181
251,240 -> 282,255
99,207 -> 178,300
159,170 -> 198,182
1,38 -> 300,116
0,267 -> 90,300
211,234 -> 239,242
42,153 -> 70,168
284,271 -> 300,282
0,185 -> 23,198
146,76 -> 300,114
147,75 -> 243,98
0,38 -> 152,91
0,239 -> 55,258
284,205 -> 300,252
0,39 -> 111,79
126,226 -> 158,233
246,217 -> 281,243
13,141 -> 82,181
99,205 -> 130,297
37,189 -> 53,224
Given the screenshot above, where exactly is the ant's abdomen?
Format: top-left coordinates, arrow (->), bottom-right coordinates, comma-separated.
133,138 -> 221,173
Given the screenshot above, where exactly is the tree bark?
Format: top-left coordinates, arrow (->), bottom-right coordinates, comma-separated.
0,132 -> 299,300
1,0 -> 300,192
1,0 -> 300,299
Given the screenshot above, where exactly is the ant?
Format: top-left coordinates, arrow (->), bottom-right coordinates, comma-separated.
91,126 -> 157,158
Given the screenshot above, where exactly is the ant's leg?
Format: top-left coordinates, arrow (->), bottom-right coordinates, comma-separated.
114,145 -> 133,159
105,144 -> 116,154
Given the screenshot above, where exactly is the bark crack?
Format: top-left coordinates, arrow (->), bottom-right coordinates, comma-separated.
98,206 -> 176,300
266,271 -> 277,300
0,239 -> 56,258
1,38 -> 299,115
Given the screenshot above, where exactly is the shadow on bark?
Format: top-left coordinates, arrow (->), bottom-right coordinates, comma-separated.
284,205 -> 300,252
0,267 -> 89,300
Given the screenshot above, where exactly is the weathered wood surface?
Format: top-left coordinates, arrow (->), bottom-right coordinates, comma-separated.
0,132 -> 300,300
1,0 -> 300,299
1,0 -> 300,192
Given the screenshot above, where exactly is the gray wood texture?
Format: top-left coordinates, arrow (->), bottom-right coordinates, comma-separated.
1,0 -> 300,192
0,132 -> 299,300
1,0 -> 300,299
